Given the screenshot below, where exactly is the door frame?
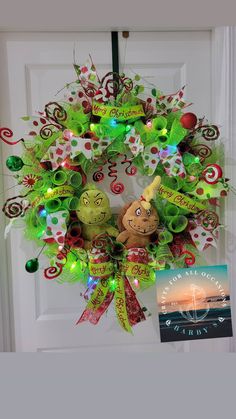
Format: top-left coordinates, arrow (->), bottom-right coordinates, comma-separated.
0,27 -> 235,351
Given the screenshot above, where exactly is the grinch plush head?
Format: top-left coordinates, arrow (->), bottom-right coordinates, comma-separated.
76,185 -> 112,225
117,176 -> 161,248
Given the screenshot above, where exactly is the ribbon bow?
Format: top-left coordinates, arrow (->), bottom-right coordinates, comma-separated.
41,131 -> 110,171
43,209 -> 69,245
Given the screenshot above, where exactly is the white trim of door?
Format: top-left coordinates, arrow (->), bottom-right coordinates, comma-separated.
0,27 -> 235,351
211,26 -> 236,352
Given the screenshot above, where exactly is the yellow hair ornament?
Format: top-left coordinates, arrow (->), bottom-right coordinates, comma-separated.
140,176 -> 161,210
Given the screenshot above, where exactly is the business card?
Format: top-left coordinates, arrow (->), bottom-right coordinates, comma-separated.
156,265 -> 233,342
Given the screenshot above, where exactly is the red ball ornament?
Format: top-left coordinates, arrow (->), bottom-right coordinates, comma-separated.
180,113 -> 198,129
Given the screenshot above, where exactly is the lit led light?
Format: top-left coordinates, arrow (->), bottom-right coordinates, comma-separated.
87,276 -> 98,287
39,209 -> 47,217
109,278 -> 117,291
90,123 -> 95,131
161,128 -> 168,135
61,161 -> 66,167
58,245 -> 63,251
63,129 -> 73,140
70,261 -> 77,270
110,119 -> 117,127
146,121 -> 152,128
37,229 -> 45,238
47,188 -> 53,194
133,279 -> 139,288
126,125 -> 131,132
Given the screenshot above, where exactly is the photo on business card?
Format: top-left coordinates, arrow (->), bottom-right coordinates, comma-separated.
156,265 -> 233,342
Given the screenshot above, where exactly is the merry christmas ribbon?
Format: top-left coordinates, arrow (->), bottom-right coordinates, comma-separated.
77,274 -> 146,332
32,186 -> 74,208
92,102 -> 145,120
157,184 -> 206,213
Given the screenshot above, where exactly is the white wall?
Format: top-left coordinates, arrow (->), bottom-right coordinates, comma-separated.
0,0 -> 235,31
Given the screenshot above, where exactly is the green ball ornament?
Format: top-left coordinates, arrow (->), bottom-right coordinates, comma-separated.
25,258 -> 39,273
6,155 -> 24,172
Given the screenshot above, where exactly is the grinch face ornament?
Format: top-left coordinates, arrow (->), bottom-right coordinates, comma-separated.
76,186 -> 118,247
77,187 -> 112,225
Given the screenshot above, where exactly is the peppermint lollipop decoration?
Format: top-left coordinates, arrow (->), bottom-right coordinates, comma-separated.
202,164 -> 223,184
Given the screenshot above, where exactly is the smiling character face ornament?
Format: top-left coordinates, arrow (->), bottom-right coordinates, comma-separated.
76,185 -> 118,248
117,176 -> 161,248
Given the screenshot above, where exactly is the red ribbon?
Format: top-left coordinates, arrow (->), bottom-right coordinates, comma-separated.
76,277 -> 145,327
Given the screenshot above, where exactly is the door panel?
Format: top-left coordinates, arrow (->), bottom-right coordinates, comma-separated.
1,30 -> 225,352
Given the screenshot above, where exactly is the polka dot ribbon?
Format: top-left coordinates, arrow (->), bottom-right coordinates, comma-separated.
125,129 -> 186,177
42,210 -> 69,245
41,134 -> 110,171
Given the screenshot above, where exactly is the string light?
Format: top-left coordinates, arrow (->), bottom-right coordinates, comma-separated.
109,278 -> 117,291
39,208 -> 47,217
110,119 -> 117,127
133,279 -> 139,288
146,120 -> 152,128
87,276 -> 98,287
70,261 -> 77,271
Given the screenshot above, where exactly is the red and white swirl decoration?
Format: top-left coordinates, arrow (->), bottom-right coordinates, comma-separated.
202,164 -> 222,184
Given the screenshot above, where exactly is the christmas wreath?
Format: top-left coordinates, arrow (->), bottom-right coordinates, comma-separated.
0,58 -> 231,333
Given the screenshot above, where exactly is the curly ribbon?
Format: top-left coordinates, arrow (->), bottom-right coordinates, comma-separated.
108,158 -> 124,194
44,102 -> 67,125
180,250 -> 195,266
44,245 -> 70,279
99,71 -> 121,99
191,144 -> 212,163
39,123 -> 61,140
121,154 -> 137,176
93,165 -> 105,182
192,124 -> 220,141
3,193 -> 31,218
169,234 -> 196,266
0,127 -> 24,145
44,263 -> 63,280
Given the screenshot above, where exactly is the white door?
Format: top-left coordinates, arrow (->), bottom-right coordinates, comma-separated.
0,30 -> 231,352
